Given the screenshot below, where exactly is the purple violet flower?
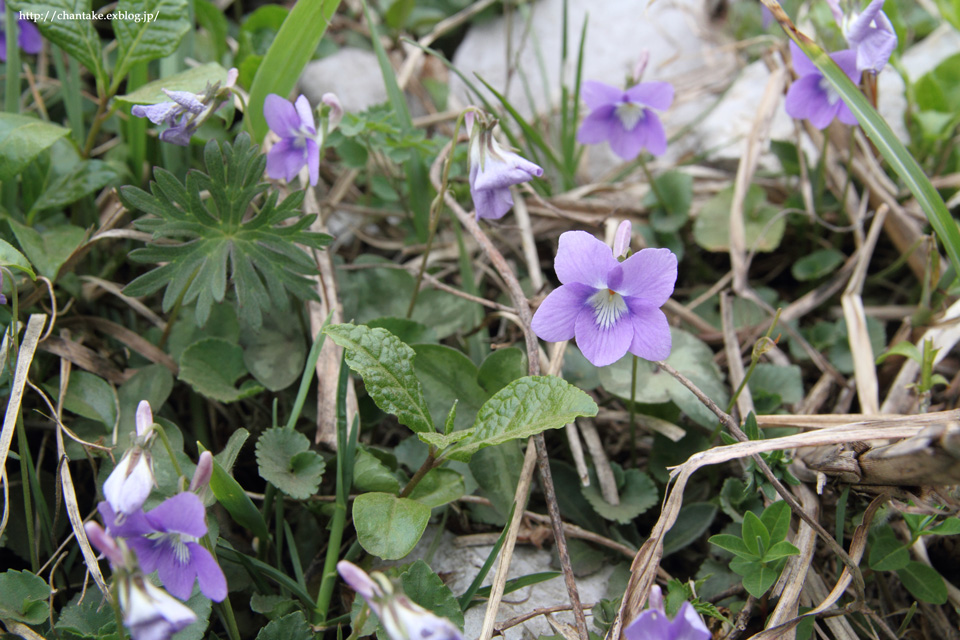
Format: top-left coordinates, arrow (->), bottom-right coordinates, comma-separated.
121,575 -> 198,640
132,90 -> 206,147
827,0 -> 897,73
103,401 -> 157,520
531,230 -> 676,367
85,522 -> 198,640
0,1 -> 42,62
338,561 -> 463,640
784,41 -> 861,129
99,492 -> 227,602
577,80 -> 674,160
264,94 -> 322,187
465,111 -> 544,221
624,586 -> 710,640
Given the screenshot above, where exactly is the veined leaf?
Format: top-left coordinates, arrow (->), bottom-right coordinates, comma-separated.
353,492 -> 430,560
112,0 -> 191,91
323,323 -> 434,434
120,134 -> 331,329
6,0 -> 106,92
440,376 -> 597,462
0,114 -> 70,182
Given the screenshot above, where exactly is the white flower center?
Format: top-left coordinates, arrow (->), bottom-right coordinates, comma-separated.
615,102 -> 646,131
818,77 -> 841,105
588,289 -> 628,330
150,532 -> 198,565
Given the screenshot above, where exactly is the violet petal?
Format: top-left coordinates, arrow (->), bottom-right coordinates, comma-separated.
615,247 -> 677,304
574,305 -> 633,367
554,230 -> 619,288
625,300 -> 672,362
531,283 -> 593,342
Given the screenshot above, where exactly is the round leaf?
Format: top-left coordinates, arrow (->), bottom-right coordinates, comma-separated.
353,492 -> 431,560
256,427 -> 326,500
581,464 -> 658,524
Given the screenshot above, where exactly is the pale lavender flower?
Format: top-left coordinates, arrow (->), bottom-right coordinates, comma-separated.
827,0 -> 897,73
84,521 -> 126,567
103,401 -> 156,520
577,80 -> 673,160
132,90 -> 205,146
613,220 -> 632,259
99,492 -> 227,602
121,575 -> 197,640
785,41 -> 860,129
264,94 -> 322,186
465,111 -> 543,221
531,230 -> 676,367
0,0 -> 42,62
624,586 -> 710,640
338,561 -> 463,640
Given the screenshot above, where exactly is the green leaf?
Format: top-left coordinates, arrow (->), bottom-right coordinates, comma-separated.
207,456 -> 270,542
239,312 -> 307,392
441,376 -> 598,462
367,317 -> 437,345
738,561 -> 783,598
353,492 -> 431,560
763,540 -> 800,562
693,184 -> 785,253
47,371 -> 118,430
116,63 -> 230,106
868,526 -> 910,572
5,0 -> 106,92
408,468 -> 465,508
245,0 -> 342,141
8,220 -> 86,280
215,428 -> 249,475
178,337 -> 264,403
324,323 -> 434,434
750,364 -> 804,407
249,594 -> 297,621
0,238 -> 35,279
256,427 -> 325,500
788,33 -> 960,283
582,463 -> 658,524
400,560 -> 464,628
926,517 -> 960,536
477,348 -> 527,395
413,344 -> 488,432
171,589 -> 212,640
121,134 -> 329,330
0,570 -> 51,624
56,591 -> 116,638
118,365 -> 173,435
27,159 -> 117,215
255,611 -> 313,640
645,171 -> 693,232
876,341 -> 922,364
708,534 -> 758,560
760,500 -> 792,543
468,443 -> 524,523
353,446 -> 402,493
791,249 -> 846,281
111,0 -> 191,91
896,562 -> 948,604
741,511 -> 770,557
663,503 -> 718,556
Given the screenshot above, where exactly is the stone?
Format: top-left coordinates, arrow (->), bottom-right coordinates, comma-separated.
299,47 -> 388,112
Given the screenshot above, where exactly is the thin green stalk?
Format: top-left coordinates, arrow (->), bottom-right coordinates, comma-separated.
273,489 -> 284,570
82,96 -> 116,157
315,358 -> 357,622
284,318 -> 330,430
408,114 -> 467,318
50,45 -> 85,143
126,63 -> 148,184
110,581 -> 128,640
20,416 -> 56,557
259,484 -> 276,562
201,535 -> 242,640
151,424 -> 185,479
638,158 -> 668,213
17,420 -> 39,572
722,308 -> 783,428
629,355 -> 638,469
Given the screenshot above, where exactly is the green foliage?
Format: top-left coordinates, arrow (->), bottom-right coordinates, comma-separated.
120,134 -> 330,329
645,170 -> 693,233
791,248 -> 846,281
353,492 -> 431,560
254,611 -> 314,640
56,590 -> 117,638
0,114 -> 71,183
111,0 -> 191,92
581,463 -> 658,524
693,184 -> 785,253
663,503 -> 718,556
399,560 -> 464,628
206,452 -> 271,542
324,323 -> 435,434
709,501 -> 799,598
7,219 -> 86,280
116,63 -> 230,106
256,427 -> 326,500
0,569 -> 51,625
178,337 -> 264,403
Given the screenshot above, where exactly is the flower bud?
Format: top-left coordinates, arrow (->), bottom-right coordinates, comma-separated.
613,220 -> 632,259
189,451 -> 214,493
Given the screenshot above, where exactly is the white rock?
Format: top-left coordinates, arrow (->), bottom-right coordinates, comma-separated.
299,48 -> 388,113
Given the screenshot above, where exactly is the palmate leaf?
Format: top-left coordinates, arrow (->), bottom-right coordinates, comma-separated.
119,133 -> 331,329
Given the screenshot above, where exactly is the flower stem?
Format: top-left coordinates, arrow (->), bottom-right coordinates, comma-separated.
201,534 -> 242,640
110,581 -> 127,640
629,355 -> 638,468
638,157 -> 668,213
151,424 -> 185,480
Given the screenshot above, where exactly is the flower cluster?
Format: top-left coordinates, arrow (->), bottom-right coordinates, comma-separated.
264,92 -> 342,187
465,110 -> 544,220
577,79 -> 674,160
0,0 -> 42,62
338,561 -> 463,640
532,223 -> 677,367
827,0 -> 897,74
88,401 -> 227,640
131,69 -> 238,146
624,585 -> 711,640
